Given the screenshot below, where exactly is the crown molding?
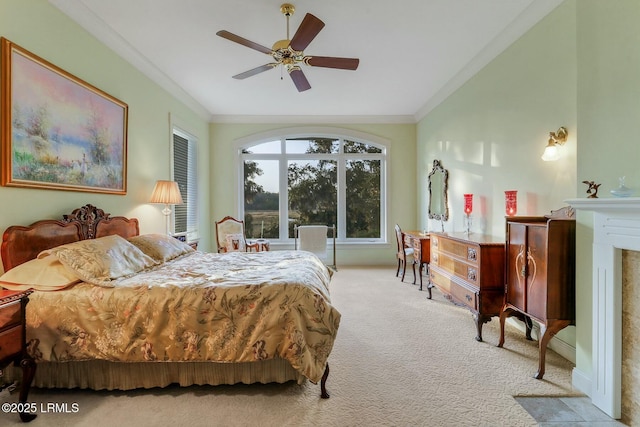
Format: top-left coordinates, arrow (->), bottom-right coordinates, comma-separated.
414,0 -> 565,122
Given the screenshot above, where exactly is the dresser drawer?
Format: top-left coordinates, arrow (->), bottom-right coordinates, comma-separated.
432,252 -> 478,285
0,299 -> 21,330
449,281 -> 478,312
430,266 -> 478,311
438,238 -> 479,266
0,325 -> 22,360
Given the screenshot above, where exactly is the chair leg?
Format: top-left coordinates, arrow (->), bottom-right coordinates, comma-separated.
412,262 -> 416,284
412,260 -> 417,284
401,259 -> 407,282
396,259 -> 401,277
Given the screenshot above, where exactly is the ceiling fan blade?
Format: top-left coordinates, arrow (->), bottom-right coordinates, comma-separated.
216,30 -> 272,55
305,56 -> 359,70
289,14 -> 325,52
232,64 -> 278,80
289,68 -> 311,92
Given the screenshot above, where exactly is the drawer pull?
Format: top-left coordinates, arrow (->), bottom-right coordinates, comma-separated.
466,294 -> 472,302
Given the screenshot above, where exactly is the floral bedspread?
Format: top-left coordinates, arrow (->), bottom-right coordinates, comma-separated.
25,250 -> 340,383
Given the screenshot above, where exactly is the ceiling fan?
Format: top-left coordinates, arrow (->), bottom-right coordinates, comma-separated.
216,3 -> 359,92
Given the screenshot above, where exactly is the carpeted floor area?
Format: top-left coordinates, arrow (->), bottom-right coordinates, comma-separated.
1,266 -> 582,427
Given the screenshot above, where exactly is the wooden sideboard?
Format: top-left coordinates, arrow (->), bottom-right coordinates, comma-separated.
498,207 -> 576,379
403,231 -> 430,294
429,232 -> 505,342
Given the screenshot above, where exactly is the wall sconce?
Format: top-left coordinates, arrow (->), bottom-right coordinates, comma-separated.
150,180 -> 183,235
541,126 -> 568,161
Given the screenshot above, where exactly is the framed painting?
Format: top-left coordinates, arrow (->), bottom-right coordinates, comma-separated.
1,38 -> 128,194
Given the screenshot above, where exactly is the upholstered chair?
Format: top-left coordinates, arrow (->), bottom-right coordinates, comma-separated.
214,216 -> 258,253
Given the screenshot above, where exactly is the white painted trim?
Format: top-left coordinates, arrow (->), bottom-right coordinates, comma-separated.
572,367 -> 592,397
212,115 -> 416,124
49,0 -> 210,120
414,0 -> 565,121
566,197 -> 640,419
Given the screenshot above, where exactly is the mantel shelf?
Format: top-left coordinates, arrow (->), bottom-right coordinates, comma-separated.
565,197 -> 640,211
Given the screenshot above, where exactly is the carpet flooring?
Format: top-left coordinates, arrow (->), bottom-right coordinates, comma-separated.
0,266 -> 582,427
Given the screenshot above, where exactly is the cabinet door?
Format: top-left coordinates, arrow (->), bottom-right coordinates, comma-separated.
525,225 -> 549,321
506,223 -> 527,311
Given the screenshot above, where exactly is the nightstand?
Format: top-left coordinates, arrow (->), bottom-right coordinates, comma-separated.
0,289 -> 37,422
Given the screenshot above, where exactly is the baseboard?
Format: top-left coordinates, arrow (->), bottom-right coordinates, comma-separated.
505,318 -> 576,363
571,367 -> 592,396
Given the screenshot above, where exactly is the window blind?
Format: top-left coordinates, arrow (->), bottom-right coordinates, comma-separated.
173,132 -> 198,239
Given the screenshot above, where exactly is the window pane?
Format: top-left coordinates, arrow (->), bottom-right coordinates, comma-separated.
346,159 -> 381,238
244,159 -> 279,239
343,139 -> 382,154
288,159 -> 337,238
245,140 -> 281,154
173,134 -> 188,234
286,137 -> 339,154
173,133 -> 198,240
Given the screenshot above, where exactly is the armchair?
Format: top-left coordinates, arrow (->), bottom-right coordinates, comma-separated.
214,216 -> 259,253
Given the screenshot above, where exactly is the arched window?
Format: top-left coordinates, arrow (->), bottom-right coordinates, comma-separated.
237,129 -> 388,243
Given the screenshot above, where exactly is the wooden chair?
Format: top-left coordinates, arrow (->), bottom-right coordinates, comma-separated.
214,216 -> 258,253
394,224 -> 415,282
294,224 -> 336,270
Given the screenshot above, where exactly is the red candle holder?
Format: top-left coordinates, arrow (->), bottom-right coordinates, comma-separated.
505,190 -> 517,216
464,194 -> 473,215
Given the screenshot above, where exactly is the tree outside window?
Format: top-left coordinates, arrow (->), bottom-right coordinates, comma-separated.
242,135 -> 385,242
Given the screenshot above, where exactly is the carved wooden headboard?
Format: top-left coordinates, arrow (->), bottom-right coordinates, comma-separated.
1,204 -> 139,271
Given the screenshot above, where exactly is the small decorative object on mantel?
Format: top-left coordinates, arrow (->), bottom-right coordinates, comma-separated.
582,180 -> 601,198
610,176 -> 634,198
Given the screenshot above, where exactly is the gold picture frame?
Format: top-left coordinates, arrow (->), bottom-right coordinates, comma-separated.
1,37 -> 128,194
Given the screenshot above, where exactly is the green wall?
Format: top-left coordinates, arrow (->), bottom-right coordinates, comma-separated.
5,0 -> 640,396
0,0 -> 211,263
417,0 -> 577,359
209,122 -> 416,266
417,0 -> 640,394
574,0 -> 640,386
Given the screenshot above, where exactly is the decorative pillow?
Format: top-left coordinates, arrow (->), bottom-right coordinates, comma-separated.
39,235 -> 158,286
225,233 -> 246,252
0,255 -> 81,291
128,234 -> 195,263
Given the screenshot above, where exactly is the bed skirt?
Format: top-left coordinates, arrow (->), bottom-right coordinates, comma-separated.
3,359 -> 305,391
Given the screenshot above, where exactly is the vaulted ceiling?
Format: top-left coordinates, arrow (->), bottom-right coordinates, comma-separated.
50,0 -> 563,122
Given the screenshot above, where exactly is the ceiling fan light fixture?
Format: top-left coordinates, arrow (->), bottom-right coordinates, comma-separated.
216,3 -> 359,92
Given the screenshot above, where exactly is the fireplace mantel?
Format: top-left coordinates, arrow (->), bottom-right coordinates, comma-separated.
566,197 -> 640,418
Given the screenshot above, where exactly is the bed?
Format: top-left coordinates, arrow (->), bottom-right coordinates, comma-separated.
0,205 -> 339,398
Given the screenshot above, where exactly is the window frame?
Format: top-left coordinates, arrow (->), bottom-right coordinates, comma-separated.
171,126 -> 198,243
236,128 -> 388,245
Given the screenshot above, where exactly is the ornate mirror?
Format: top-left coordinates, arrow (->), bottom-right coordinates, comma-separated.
428,159 -> 449,223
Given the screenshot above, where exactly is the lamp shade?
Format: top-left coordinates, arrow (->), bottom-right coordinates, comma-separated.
149,180 -> 183,205
541,143 -> 560,161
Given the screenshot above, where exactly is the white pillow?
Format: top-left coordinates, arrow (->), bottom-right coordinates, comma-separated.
128,234 -> 194,262
0,255 -> 81,291
39,235 -> 158,286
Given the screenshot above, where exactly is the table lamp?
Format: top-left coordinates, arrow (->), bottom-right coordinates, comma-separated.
149,180 -> 183,235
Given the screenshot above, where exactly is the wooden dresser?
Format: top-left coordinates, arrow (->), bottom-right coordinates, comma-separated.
429,232 -> 505,341
498,207 -> 576,379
